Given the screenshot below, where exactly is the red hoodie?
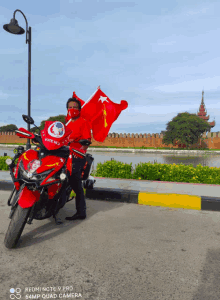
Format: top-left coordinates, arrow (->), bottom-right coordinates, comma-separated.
66,116 -> 91,154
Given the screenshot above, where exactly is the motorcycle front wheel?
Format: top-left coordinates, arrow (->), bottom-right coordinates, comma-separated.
4,204 -> 31,249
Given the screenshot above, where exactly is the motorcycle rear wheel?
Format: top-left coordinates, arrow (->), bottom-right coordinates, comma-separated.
4,205 -> 31,249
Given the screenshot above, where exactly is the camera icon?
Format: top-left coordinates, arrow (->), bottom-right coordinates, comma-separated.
10,288 -> 21,299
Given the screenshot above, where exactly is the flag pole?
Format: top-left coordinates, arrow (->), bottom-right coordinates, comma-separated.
81,86 -> 100,109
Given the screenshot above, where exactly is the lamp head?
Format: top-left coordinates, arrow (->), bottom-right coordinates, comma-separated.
3,18 -> 25,35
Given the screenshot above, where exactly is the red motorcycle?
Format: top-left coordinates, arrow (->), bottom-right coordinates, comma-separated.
4,114 -> 94,249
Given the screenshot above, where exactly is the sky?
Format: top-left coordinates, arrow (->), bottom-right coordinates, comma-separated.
0,0 -> 220,135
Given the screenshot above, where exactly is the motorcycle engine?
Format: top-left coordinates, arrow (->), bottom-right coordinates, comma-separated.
33,189 -> 53,220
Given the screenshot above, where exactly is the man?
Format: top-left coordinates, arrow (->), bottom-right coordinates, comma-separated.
65,97 -> 92,221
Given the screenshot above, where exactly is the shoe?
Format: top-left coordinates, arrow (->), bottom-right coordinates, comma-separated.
65,212 -> 86,221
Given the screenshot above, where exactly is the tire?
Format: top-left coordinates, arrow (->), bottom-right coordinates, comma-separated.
4,205 -> 31,249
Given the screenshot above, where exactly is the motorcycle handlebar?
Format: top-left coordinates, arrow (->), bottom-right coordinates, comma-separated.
15,127 -> 86,158
15,129 -> 32,137
70,148 -> 86,158
33,134 -> 86,158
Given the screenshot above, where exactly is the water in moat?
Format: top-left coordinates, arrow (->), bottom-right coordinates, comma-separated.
1,147 -> 219,171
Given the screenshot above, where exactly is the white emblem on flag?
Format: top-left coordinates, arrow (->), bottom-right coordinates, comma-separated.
48,121 -> 65,138
98,96 -> 109,103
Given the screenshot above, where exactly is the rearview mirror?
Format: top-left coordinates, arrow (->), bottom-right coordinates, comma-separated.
78,139 -> 91,146
22,114 -> 34,125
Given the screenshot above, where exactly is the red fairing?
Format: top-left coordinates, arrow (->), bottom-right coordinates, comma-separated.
14,182 -> 20,191
13,150 -> 38,191
47,183 -> 62,199
18,186 -> 41,208
14,155 -> 23,190
20,149 -> 39,170
36,155 -> 65,186
41,121 -> 72,150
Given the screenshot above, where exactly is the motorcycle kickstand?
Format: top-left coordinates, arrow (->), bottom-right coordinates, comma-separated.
27,205 -> 36,224
54,213 -> 63,225
53,201 -> 63,225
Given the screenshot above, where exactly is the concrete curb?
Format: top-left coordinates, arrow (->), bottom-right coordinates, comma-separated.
86,188 -> 220,211
2,180 -> 220,212
0,180 -> 14,191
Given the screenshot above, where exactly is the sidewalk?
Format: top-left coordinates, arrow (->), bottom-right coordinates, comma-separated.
1,171 -> 220,212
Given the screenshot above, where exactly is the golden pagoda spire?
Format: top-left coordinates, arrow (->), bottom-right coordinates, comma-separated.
201,90 -> 204,105
197,89 -> 215,132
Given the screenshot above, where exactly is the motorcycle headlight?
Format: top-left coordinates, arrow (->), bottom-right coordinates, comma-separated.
19,160 -> 57,182
27,159 -> 41,173
19,160 -> 50,181
60,173 -> 66,181
6,158 -> 12,166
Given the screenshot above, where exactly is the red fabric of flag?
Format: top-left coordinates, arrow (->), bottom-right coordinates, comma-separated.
81,87 -> 128,142
72,91 -> 85,107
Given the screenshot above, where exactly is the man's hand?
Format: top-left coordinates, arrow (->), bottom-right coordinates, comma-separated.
72,151 -> 84,159
81,145 -> 89,151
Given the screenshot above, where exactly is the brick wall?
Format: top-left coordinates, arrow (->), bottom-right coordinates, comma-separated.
1,131 -> 220,149
0,132 -> 27,144
90,132 -> 218,149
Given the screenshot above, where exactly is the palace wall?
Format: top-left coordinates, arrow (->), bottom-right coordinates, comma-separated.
1,131 -> 220,149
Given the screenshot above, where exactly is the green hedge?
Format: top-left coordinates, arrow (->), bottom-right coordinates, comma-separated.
0,156 -> 18,171
91,160 -> 133,179
90,160 -> 220,185
1,156 -> 220,185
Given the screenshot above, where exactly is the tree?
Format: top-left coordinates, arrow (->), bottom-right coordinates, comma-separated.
0,124 -> 18,132
30,127 -> 38,133
162,112 -> 211,149
0,116 -> 67,134
38,114 -> 66,131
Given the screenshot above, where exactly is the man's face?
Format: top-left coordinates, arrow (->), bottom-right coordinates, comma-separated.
68,101 -> 79,110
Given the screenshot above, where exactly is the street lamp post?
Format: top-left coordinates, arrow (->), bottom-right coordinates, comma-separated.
3,9 -> 32,150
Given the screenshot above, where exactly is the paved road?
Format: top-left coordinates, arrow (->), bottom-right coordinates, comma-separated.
1,191 -> 220,300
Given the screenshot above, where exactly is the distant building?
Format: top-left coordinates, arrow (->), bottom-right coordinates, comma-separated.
197,90 -> 215,132
161,90 -> 215,134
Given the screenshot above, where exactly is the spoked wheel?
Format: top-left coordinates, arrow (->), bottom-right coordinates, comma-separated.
4,205 -> 31,249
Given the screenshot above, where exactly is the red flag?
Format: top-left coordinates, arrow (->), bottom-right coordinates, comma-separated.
72,91 -> 85,107
81,86 -> 128,142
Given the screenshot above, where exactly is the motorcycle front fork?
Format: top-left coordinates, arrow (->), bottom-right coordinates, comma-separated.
9,183 -> 72,225
27,187 -> 46,225
7,186 -> 16,206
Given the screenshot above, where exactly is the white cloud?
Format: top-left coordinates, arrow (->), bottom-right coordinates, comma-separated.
154,77 -> 220,93
0,91 -> 9,98
186,7 -> 209,16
